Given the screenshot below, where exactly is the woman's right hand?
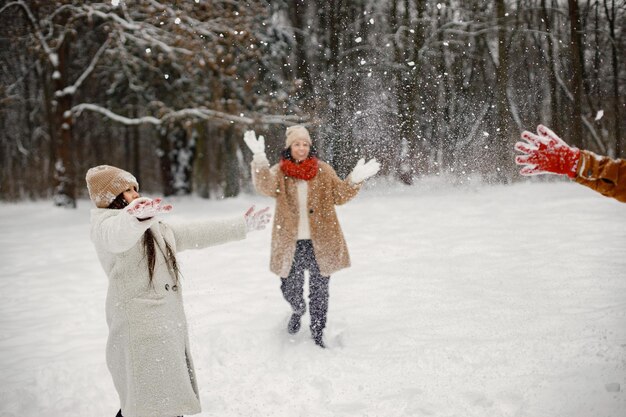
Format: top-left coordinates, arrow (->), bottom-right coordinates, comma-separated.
243,130 -> 265,155
126,197 -> 173,220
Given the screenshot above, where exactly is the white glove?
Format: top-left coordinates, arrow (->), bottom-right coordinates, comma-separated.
350,158 -> 380,184
126,197 -> 172,220
243,130 -> 265,155
244,205 -> 271,232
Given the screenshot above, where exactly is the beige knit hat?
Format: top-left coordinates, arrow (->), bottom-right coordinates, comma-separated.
85,165 -> 139,208
285,125 -> 312,149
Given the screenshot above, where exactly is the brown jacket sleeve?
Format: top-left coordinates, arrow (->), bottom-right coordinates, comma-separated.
574,150 -> 626,203
251,160 -> 280,198
322,162 -> 361,205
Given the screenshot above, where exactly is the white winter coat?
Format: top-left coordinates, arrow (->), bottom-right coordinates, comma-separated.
90,208 -> 247,417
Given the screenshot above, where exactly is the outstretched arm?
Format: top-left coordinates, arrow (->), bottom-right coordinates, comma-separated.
92,197 -> 171,253
170,206 -> 271,252
515,125 -> 626,203
170,216 -> 246,252
325,164 -> 361,206
244,130 -> 280,198
327,158 -> 380,205
575,150 -> 626,203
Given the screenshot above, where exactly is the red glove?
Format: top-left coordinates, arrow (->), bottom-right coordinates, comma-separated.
514,124 -> 580,178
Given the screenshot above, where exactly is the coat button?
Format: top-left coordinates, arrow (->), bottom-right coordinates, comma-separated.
172,285 -> 178,292
165,284 -> 170,291
309,209 -> 314,214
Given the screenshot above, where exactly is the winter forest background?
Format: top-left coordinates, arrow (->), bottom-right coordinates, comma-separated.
0,0 -> 624,206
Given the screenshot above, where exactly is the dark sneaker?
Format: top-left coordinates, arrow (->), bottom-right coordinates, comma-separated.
287,314 -> 301,334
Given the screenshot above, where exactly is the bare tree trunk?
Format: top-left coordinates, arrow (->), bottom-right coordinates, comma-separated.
567,0 -> 585,149
193,122 -> 211,199
158,126 -> 175,196
223,125 -> 241,198
541,0 -> 560,133
52,37 -> 76,208
436,3 -> 453,173
604,0 -> 622,157
404,0 -> 427,180
128,104 -> 141,184
494,0 -> 511,183
160,124 -> 195,196
393,0 -> 419,184
289,0 -> 314,105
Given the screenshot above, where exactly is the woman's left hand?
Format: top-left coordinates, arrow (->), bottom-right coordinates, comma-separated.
244,205 -> 272,232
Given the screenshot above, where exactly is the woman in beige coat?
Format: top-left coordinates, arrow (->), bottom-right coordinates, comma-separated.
244,126 -> 380,347
515,124 -> 626,203
86,165 -> 270,417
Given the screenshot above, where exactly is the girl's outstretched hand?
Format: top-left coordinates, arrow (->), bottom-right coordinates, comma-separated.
244,205 -> 272,232
126,197 -> 173,220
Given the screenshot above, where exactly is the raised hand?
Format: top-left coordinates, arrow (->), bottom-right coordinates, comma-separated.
514,125 -> 580,178
243,130 -> 265,155
126,197 -> 173,220
244,205 -> 272,232
350,158 -> 381,184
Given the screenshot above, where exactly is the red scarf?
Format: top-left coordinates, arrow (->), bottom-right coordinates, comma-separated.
280,157 -> 319,181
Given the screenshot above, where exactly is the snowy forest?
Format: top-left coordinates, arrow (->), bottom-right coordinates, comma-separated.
0,0 -> 624,206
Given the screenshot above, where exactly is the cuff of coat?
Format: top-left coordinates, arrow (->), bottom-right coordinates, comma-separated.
126,210 -> 159,233
575,150 -> 619,183
252,152 -> 269,166
347,174 -> 364,186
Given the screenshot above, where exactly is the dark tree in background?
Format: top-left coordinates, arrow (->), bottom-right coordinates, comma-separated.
1,0 -> 624,206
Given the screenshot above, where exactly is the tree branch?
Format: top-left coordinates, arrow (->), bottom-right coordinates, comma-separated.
3,0 -> 58,68
71,103 -> 308,127
56,37 -> 111,97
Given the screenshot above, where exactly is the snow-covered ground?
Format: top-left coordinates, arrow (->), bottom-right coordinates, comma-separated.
1,179 -> 625,417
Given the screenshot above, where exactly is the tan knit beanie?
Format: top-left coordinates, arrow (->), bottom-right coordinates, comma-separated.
285,125 -> 312,149
85,165 -> 139,208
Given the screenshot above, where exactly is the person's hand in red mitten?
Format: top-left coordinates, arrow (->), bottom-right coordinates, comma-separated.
514,124 -> 581,178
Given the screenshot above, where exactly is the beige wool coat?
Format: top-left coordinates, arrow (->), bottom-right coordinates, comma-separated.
252,159 -> 361,277
575,150 -> 626,203
90,208 -> 246,417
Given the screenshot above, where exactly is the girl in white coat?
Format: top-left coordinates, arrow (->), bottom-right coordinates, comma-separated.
86,165 -> 270,417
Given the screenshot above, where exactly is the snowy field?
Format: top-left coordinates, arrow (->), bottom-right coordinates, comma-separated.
1,178 -> 625,417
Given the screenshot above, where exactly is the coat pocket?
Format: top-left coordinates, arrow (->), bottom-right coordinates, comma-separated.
132,296 -> 166,306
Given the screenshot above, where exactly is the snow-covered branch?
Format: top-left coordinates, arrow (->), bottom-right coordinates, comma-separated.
145,0 -> 232,38
163,108 -> 255,124
551,62 -> 608,154
72,104 -> 161,125
56,38 -> 111,98
71,103 -> 308,127
457,103 -> 490,150
3,0 -> 58,68
83,7 -> 192,56
506,86 -> 523,130
582,116 -> 607,155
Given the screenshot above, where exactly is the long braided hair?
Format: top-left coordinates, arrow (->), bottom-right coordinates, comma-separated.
108,193 -> 180,284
